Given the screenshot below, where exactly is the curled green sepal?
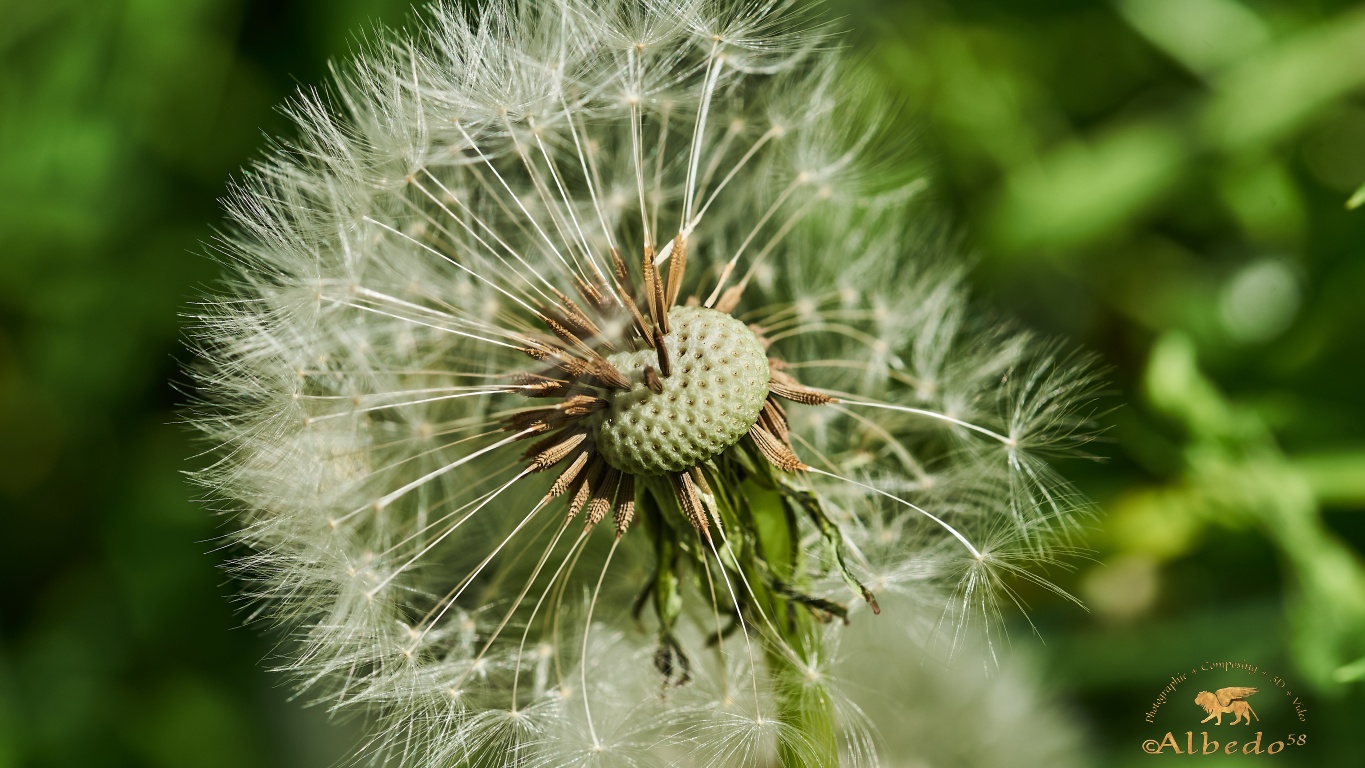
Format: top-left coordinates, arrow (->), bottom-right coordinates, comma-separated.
776,475 -> 881,616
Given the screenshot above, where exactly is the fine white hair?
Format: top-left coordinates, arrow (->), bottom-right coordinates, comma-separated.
189,1 -> 1101,765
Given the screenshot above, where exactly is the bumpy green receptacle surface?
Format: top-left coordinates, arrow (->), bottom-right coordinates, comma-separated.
593,306 -> 770,476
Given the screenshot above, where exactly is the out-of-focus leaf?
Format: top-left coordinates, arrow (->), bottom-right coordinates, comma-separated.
1348,180 -> 1365,209
1216,160 -> 1305,246
1204,5 -> 1365,150
1141,332 -> 1365,691
993,120 -> 1186,252
1116,0 -> 1270,77
1293,451 -> 1365,505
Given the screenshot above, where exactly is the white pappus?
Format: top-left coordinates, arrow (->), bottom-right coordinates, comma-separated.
189,0 -> 1103,765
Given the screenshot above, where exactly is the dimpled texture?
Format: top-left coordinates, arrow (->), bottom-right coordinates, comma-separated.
593,306 -> 770,476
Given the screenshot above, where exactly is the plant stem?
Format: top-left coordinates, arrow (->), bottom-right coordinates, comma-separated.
741,475 -> 839,766
769,616 -> 838,767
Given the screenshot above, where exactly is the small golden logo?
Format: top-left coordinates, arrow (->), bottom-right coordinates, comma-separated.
1139,662 -> 1308,756
1194,686 -> 1259,725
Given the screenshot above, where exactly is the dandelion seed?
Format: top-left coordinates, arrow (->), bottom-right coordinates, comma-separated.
190,1 -> 1101,765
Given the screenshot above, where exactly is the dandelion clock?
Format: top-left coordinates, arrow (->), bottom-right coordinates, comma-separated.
189,0 -> 1101,764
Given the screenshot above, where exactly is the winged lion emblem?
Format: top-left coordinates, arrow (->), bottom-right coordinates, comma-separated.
1194,686 -> 1259,725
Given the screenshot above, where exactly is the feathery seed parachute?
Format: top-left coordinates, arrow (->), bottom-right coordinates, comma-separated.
190,1 -> 1101,764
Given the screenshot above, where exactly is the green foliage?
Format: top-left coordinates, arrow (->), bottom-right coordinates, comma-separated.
849,0 -> 1365,763
0,1 -> 408,766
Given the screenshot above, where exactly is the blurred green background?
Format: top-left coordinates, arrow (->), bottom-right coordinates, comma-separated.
1,0 -> 1362,765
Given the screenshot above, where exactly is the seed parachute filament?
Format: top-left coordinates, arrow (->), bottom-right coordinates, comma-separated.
189,1 -> 1102,765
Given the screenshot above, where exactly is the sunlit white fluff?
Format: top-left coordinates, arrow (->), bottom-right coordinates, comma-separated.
190,0 -> 1101,765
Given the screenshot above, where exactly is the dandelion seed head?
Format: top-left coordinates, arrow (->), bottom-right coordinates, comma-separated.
592,307 -> 769,475
190,0 -> 1101,764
